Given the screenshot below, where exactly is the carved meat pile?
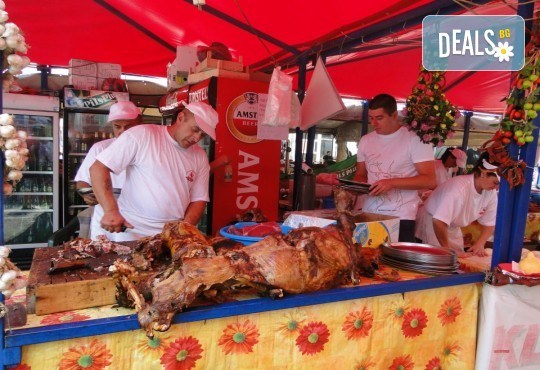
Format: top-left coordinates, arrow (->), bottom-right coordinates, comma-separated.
112,188 -> 386,338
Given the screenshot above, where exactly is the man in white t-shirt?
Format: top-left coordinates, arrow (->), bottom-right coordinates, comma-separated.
90,101 -> 218,241
415,156 -> 499,256
74,101 -> 142,204
353,94 -> 436,242
434,147 -> 467,185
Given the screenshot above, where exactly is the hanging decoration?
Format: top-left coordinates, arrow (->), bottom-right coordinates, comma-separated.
481,12 -> 540,189
403,68 -> 460,147
0,0 -> 31,195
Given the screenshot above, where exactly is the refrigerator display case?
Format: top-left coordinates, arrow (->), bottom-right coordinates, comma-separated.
62,88 -> 129,226
3,93 -> 60,249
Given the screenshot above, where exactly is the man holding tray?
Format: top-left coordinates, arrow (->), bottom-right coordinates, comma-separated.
354,94 -> 436,242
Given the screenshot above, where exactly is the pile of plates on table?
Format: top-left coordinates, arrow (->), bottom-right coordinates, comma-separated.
381,242 -> 459,275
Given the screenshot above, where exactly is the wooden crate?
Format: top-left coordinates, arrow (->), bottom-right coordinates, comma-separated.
26,247 -> 118,315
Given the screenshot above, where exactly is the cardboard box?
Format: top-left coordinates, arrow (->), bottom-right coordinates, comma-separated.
194,54 -> 244,73
97,62 -> 122,90
283,209 -> 400,247
68,59 -> 122,91
167,62 -> 189,91
176,45 -> 199,72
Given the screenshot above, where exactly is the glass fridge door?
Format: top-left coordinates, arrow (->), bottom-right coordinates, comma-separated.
3,109 -> 60,248
63,110 -> 110,225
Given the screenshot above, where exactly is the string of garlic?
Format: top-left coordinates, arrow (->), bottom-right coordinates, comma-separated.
0,246 -> 26,298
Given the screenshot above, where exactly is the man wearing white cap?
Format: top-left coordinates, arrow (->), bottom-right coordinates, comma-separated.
435,147 -> 467,185
90,101 -> 218,241
75,100 -> 142,204
415,153 -> 499,257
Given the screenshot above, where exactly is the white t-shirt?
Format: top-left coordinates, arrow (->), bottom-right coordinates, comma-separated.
91,125 -> 210,241
357,126 -> 434,220
434,159 -> 453,186
74,138 -> 125,188
415,174 -> 498,252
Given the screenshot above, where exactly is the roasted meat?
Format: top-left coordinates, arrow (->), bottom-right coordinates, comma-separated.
113,187 -> 383,338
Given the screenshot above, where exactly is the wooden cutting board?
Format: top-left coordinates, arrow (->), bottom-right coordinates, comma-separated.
26,247 -> 122,315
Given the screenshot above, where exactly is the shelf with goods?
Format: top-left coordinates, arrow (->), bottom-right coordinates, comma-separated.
62,108 -> 113,226
2,97 -> 61,249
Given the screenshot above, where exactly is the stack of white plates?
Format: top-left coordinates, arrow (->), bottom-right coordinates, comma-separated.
381,242 -> 459,275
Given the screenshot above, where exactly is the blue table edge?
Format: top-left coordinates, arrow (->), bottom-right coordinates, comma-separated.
3,272 -> 485,348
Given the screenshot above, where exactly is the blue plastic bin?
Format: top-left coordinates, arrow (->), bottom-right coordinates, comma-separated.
219,222 -> 292,246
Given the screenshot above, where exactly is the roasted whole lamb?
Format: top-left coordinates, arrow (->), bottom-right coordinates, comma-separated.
112,188 -> 384,338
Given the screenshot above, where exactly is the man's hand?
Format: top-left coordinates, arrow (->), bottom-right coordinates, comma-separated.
100,209 -> 133,233
369,179 -> 394,196
468,244 -> 489,257
81,193 -> 98,206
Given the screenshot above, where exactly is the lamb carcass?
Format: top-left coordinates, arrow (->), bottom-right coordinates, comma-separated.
113,188 -> 377,338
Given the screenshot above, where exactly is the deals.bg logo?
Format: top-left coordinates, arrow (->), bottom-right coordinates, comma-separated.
422,15 -> 525,71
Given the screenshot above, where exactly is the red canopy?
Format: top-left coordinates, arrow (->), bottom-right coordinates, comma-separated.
8,0 -> 535,113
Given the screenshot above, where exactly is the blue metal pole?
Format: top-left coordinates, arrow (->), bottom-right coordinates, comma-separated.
361,101 -> 369,137
491,0 -> 536,267
292,58 -> 307,210
491,142 -> 519,268
508,118 -> 539,263
461,111 -> 472,151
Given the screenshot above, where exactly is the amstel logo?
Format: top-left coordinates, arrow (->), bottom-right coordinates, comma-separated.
226,92 -> 262,144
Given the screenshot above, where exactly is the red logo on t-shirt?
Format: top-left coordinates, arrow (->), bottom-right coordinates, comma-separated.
186,170 -> 195,182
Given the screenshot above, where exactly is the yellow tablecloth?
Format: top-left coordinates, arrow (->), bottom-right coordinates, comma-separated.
6,276 -> 481,370
462,212 -> 540,245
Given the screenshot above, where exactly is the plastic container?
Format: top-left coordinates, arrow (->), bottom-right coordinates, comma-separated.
219,222 -> 292,246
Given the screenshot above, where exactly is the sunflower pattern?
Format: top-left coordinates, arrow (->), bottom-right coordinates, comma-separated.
295,321 -> 330,355
57,339 -> 112,370
388,354 -> 414,370
342,307 -> 373,340
424,356 -> 442,370
160,336 -> 203,370
353,357 -> 375,370
39,311 -> 91,326
276,309 -> 307,337
441,341 -> 462,366
401,308 -> 429,338
135,332 -> 171,361
218,319 -> 260,354
386,297 -> 410,322
12,284 -> 479,369
437,297 -> 462,325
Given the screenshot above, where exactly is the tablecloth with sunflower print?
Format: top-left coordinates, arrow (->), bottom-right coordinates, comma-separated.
5,273 -> 481,370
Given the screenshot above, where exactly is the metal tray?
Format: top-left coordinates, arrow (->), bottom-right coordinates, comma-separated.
381,256 -> 459,275
382,242 -> 457,265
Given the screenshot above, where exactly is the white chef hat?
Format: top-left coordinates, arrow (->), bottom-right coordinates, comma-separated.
450,148 -> 467,168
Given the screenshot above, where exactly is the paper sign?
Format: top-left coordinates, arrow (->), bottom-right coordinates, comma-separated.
301,56 -> 346,130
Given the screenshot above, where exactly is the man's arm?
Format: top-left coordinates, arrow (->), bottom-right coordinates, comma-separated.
90,160 -> 132,232
369,160 -> 436,196
432,218 -> 450,248
353,161 -> 368,183
183,201 -> 207,225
